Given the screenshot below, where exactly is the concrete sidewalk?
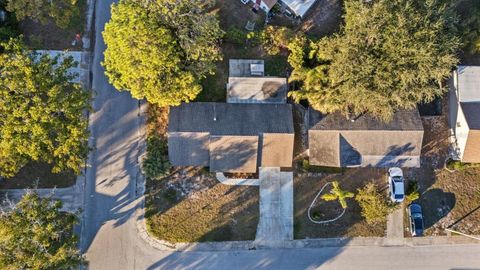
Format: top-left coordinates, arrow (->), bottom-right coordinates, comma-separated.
0,176 -> 84,213
386,203 -> 405,245
255,168 -> 294,247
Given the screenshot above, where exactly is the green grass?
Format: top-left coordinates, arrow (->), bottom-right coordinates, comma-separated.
446,160 -> 480,171
300,159 -> 345,174
265,55 -> 288,76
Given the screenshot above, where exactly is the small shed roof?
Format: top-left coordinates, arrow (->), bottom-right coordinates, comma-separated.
229,59 -> 264,77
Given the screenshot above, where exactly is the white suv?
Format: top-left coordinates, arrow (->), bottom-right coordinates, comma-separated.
388,167 -> 405,203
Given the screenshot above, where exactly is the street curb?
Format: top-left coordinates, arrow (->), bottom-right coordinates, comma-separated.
135,229 -> 480,252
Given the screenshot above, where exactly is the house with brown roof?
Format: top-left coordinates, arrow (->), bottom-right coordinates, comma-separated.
449,66 -> 480,163
308,109 -> 424,168
168,102 -> 294,173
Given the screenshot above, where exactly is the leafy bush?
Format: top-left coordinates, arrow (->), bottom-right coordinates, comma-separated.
163,187 -> 177,203
142,135 -> 170,180
224,26 -> 246,44
446,159 -> 479,171
259,25 -> 294,55
355,182 -> 394,224
405,181 -> 420,203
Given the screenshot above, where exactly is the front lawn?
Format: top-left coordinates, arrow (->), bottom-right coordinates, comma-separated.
145,167 -> 259,243
294,168 -> 389,238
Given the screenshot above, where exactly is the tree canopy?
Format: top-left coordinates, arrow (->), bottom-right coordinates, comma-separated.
0,38 -> 90,177
102,0 -> 223,106
6,0 -> 80,29
0,192 -> 83,269
289,0 -> 460,121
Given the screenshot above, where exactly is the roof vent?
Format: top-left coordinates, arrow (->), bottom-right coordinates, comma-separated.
250,63 -> 264,76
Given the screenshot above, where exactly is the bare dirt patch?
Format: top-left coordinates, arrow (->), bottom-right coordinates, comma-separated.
299,0 -> 343,37
0,162 -> 76,189
294,167 -> 388,238
145,167 -> 259,242
19,0 -> 86,50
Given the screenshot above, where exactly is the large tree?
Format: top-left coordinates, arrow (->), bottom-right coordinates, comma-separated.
0,38 -> 90,178
6,0 -> 80,29
289,0 -> 460,121
102,0 -> 223,106
0,192 -> 83,269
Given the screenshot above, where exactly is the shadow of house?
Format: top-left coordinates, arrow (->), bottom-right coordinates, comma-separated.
308,109 -> 424,168
167,103 -> 295,173
419,188 -> 455,229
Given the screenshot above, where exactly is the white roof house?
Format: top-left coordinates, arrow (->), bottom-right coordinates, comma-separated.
281,0 -> 317,17
449,66 -> 480,163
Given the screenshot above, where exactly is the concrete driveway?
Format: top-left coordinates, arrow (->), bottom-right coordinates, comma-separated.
255,167 -> 294,246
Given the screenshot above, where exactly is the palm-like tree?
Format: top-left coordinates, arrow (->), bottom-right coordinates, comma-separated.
321,181 -> 354,209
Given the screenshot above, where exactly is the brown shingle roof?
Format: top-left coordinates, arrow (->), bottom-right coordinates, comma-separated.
309,110 -> 424,168
168,102 -> 294,172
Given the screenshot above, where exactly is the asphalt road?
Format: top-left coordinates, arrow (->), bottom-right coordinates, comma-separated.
80,0 -> 480,269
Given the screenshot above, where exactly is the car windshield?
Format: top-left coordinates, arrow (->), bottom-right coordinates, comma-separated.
414,217 -> 423,229
392,176 -> 403,182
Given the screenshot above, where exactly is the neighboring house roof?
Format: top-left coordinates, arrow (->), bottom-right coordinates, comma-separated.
263,0 -> 279,9
456,66 -> 480,102
34,50 -> 84,84
460,102 -> 480,130
452,66 -> 480,163
281,0 -> 317,17
308,109 -> 424,168
168,102 -> 294,172
227,77 -> 287,103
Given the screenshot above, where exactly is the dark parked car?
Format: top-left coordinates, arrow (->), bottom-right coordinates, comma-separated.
408,203 -> 424,237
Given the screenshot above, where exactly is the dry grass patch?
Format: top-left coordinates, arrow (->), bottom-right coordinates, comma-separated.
145,167 -> 259,243
294,168 -> 388,238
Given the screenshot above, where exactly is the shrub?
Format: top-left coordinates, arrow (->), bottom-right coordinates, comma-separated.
259,25 -> 294,55
142,135 -> 170,180
355,182 -> 394,224
405,181 -> 420,203
321,181 -> 354,209
163,187 -> 177,203
225,26 -> 246,44
446,159 -> 479,171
